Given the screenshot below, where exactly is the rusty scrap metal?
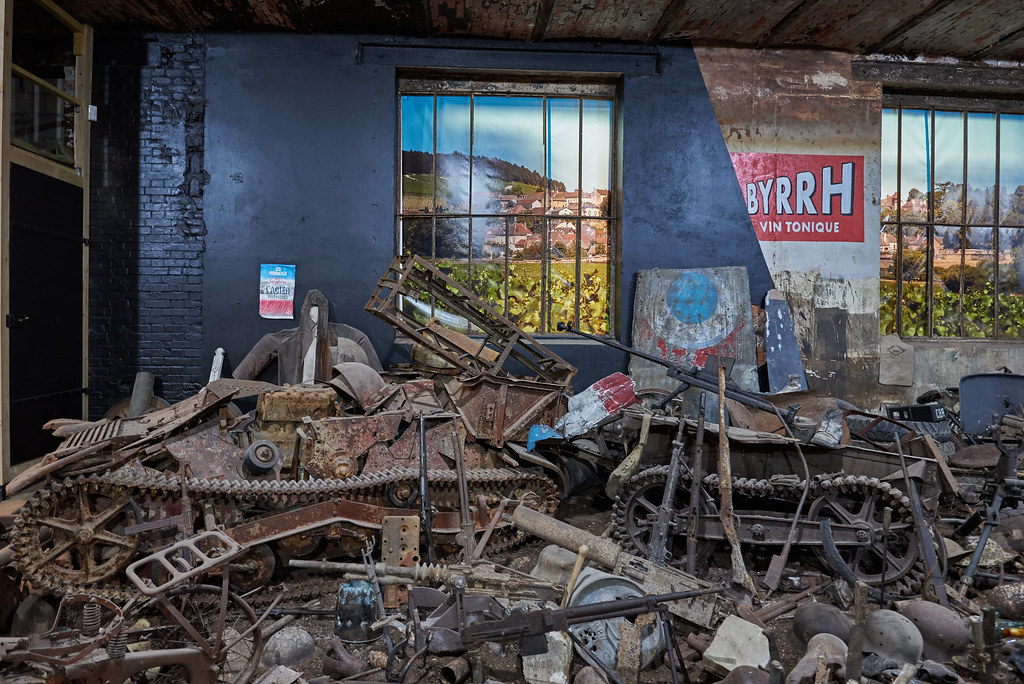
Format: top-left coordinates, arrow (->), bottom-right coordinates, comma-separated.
365,255 -> 576,385
509,505 -> 717,626
685,392 -> 706,576
381,515 -> 420,608
896,438 -> 949,605
329,361 -> 387,409
438,374 -> 567,447
716,359 -> 755,595
419,414 -> 436,564
126,529 -> 243,595
287,558 -> 562,602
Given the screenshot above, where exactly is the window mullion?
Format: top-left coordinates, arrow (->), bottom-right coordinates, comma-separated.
895,108 -> 904,336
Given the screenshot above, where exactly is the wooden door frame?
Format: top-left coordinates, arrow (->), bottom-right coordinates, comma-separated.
0,0 -> 92,486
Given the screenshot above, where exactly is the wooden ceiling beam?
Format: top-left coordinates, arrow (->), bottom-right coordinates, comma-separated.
411,0 -> 432,37
531,0 -> 555,42
965,24 -> 1024,60
863,0 -> 959,53
645,0 -> 686,45
753,0 -> 813,48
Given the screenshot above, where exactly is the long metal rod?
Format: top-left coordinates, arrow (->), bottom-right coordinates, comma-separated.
895,438 -> 948,605
685,392 -> 707,576
419,413 -> 436,565
556,322 -> 780,415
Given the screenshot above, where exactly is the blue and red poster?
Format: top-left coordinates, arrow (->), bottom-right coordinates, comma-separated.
258,264 -> 296,319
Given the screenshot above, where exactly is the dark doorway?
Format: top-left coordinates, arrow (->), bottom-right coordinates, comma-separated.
8,163 -> 86,467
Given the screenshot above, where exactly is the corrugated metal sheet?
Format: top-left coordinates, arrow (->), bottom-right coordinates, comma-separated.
48,0 -> 1024,62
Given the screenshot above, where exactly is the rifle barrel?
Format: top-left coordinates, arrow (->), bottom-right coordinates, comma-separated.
557,322 -> 779,415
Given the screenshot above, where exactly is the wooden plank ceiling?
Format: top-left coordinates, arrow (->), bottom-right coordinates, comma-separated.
51,0 -> 1024,61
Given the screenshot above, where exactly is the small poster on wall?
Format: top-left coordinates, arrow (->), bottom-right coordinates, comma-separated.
259,264 -> 296,319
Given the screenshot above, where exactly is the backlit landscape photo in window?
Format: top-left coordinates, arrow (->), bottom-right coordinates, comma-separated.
881,105 -> 1024,338
399,79 -> 616,335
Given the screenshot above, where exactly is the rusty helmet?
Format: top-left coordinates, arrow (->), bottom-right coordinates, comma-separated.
899,601 -> 968,663
863,609 -> 923,665
792,602 -> 852,645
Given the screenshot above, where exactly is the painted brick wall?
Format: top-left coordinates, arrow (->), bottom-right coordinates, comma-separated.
88,33 -> 208,417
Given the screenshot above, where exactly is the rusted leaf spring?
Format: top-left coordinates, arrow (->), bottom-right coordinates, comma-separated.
365,255 -> 576,386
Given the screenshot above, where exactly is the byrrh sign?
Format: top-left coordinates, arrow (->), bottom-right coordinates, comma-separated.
730,153 -> 864,243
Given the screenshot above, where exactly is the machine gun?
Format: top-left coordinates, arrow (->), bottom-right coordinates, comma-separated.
555,322 -> 796,425
461,585 -> 723,655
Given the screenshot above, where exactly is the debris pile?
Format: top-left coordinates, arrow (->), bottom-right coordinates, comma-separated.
2,257 -> 1024,684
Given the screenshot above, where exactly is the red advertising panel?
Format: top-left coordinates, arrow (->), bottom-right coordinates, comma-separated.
730,153 -> 864,242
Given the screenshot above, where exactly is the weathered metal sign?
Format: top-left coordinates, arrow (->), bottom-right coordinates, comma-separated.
731,153 -> 864,242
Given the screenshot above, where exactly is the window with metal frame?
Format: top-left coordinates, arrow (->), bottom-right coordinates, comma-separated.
397,75 -> 618,335
881,96 -> 1024,339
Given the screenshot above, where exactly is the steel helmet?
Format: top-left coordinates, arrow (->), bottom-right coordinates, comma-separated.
792,602 -> 852,645
899,601 -> 968,663
863,609 -> 923,665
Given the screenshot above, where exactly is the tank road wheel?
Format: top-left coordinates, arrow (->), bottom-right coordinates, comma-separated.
806,476 -> 924,596
11,479 -> 141,593
611,466 -> 717,571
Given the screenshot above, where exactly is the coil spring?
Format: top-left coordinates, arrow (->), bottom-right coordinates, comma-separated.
81,602 -> 101,637
106,630 -> 127,659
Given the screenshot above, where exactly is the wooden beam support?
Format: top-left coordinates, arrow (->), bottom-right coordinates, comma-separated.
965,25 -> 1024,60
1,0 -> 13,485
754,0 -> 812,48
9,146 -> 83,187
32,0 -> 84,34
645,0 -> 686,45
11,64 -> 82,106
863,0 -> 960,53
853,58 -> 1024,96
531,0 -> 556,43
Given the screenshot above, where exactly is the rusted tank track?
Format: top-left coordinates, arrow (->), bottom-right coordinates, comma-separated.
11,466 -> 558,597
612,469 -> 928,596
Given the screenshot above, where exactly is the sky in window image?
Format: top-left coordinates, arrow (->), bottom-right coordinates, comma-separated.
401,94 -> 611,192
881,109 -> 1024,201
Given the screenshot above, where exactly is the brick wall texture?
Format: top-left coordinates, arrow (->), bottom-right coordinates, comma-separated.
89,33 -> 208,418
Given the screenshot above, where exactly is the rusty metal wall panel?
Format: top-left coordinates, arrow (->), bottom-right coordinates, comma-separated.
541,0 -> 674,41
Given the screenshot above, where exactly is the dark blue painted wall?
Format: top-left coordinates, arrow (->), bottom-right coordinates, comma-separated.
202,35 -> 771,391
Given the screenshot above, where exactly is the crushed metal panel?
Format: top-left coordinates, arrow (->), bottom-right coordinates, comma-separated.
368,416 -> 461,472
365,255 -> 576,386
257,385 -> 339,423
303,413 -> 405,479
439,374 -> 568,447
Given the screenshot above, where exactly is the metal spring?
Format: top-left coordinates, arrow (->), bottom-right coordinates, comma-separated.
106,630 -> 128,660
81,602 -> 101,637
